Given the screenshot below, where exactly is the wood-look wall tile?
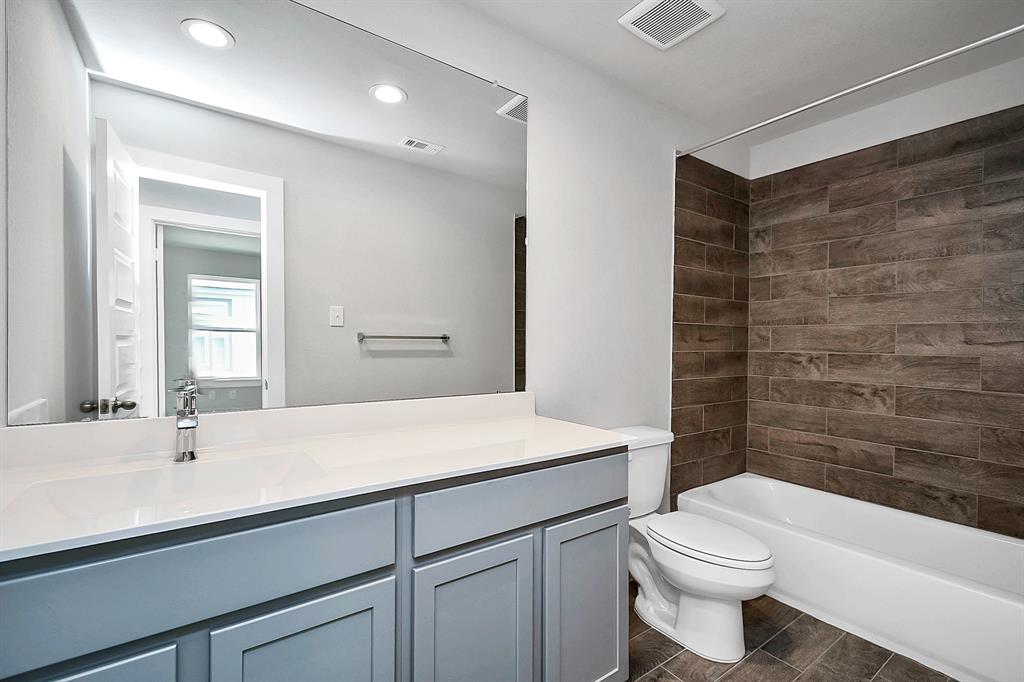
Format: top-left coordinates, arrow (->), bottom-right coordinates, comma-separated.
673,295 -> 704,323
674,323 -> 734,351
734,276 -> 750,302
704,351 -> 748,377
770,271 -> 827,299
827,264 -> 897,297
674,238 -> 706,268
749,375 -> 770,400
734,225 -> 751,254
750,276 -> 771,301
703,450 -> 746,484
896,386 -> 1024,428
747,450 -> 826,489
748,425 -> 771,450
731,424 -> 748,451
828,290 -> 984,324
984,286 -> 1024,321
676,179 -> 708,214
706,244 -> 749,276
734,175 -> 751,203
675,266 -> 734,298
751,187 -> 829,227
673,377 -> 745,406
897,104 -> 1024,166
708,191 -> 750,227
672,352 -> 703,379
705,299 -> 748,326
671,406 -> 703,435
750,326 -> 771,351
749,351 -> 826,379
984,138 -> 1024,183
768,428 -> 893,474
750,243 -> 828,277
827,353 -> 980,390
750,226 -> 771,253
896,322 -> 1024,355
829,153 -> 983,212
981,356 -> 1024,394
677,155 -> 736,196
750,176 -> 772,202
978,496 -> 1024,538
704,401 -> 747,429
749,400 -> 827,433
772,325 -> 896,352
750,299 -> 829,326
827,410 -> 979,457
675,209 -> 735,247
981,427 -> 1024,467
897,179 -> 1024,230
894,448 -> 1024,503
825,465 -> 977,526
772,142 -> 898,198
732,326 -> 749,351
771,203 -> 897,248
828,222 -> 982,268
771,377 -> 894,414
669,461 -> 702,499
673,428 -> 732,464
896,252 -> 1024,292
983,214 -> 1024,252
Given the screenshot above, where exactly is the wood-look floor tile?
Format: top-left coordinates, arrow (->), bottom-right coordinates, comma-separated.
761,614 -> 843,671
719,651 -> 800,682
876,653 -> 948,682
629,629 -> 685,681
796,633 -> 891,682
629,583 -> 650,640
742,597 -> 803,650
637,665 -> 686,682
660,649 -> 736,682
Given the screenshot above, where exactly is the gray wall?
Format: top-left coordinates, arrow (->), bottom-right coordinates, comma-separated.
162,241 -> 262,415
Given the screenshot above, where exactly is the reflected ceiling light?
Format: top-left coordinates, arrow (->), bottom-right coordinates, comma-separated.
181,19 -> 235,49
370,84 -> 407,104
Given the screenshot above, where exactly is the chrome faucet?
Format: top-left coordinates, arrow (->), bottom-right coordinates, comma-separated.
174,380 -> 199,462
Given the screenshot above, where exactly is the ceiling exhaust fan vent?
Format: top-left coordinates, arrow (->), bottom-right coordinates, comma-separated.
497,95 -> 528,124
618,0 -> 725,50
398,136 -> 444,155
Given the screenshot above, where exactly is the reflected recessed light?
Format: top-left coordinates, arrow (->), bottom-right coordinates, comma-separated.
181,19 -> 235,49
370,84 -> 407,104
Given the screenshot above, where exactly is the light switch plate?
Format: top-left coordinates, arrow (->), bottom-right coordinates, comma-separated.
329,305 -> 344,327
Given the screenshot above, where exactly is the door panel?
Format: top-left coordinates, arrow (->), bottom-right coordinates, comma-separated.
413,535 -> 533,682
209,577 -> 395,682
543,506 -> 629,682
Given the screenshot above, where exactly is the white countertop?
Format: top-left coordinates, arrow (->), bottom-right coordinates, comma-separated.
0,413 -> 628,562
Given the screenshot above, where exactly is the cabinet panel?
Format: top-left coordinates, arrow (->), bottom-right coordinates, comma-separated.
544,506 -> 629,682
209,577 -> 395,682
413,535 -> 533,682
53,644 -> 176,682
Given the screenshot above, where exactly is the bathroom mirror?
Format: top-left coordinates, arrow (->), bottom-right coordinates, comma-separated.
5,0 -> 527,425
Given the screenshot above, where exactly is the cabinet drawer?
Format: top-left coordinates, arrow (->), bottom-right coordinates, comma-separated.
53,645 -> 176,682
413,453 -> 626,556
0,500 -> 395,678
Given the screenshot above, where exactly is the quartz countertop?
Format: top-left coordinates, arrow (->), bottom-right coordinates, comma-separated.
0,414 -> 628,562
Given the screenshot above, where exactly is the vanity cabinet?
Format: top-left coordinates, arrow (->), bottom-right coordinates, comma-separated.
52,646 -> 176,682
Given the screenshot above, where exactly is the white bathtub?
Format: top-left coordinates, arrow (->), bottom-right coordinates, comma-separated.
677,473 -> 1024,682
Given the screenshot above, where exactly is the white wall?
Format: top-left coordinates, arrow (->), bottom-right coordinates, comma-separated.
92,82 -> 522,407
5,0 -> 90,424
307,0 -> 714,429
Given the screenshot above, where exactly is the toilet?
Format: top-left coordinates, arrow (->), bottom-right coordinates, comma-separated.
614,426 -> 775,663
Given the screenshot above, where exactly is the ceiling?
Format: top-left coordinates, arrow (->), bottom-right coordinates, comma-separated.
467,0 -> 1024,143
67,0 -> 527,188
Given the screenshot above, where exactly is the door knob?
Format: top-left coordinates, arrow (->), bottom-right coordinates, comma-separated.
111,398 -> 137,413
79,400 -> 98,413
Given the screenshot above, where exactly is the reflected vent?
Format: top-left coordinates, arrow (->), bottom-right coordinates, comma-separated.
497,95 -> 528,125
398,136 -> 444,155
618,0 -> 725,50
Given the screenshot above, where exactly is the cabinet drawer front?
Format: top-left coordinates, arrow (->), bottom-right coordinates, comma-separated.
53,645 -> 177,682
210,577 -> 396,682
413,453 -> 626,556
0,500 -> 395,678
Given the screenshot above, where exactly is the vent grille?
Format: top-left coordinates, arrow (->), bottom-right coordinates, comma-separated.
398,136 -> 444,155
618,0 -> 725,50
497,95 -> 528,124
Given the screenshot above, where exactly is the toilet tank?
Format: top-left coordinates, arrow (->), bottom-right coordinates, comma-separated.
611,426 -> 674,518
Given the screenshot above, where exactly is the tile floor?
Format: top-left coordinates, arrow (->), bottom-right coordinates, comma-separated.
628,585 -> 956,682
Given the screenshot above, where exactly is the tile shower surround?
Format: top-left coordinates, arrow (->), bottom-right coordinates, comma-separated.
672,104 -> 1024,538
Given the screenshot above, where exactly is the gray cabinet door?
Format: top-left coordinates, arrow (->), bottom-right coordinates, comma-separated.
53,645 -> 176,682
412,535 -> 533,682
543,506 -> 629,682
209,576 -> 396,682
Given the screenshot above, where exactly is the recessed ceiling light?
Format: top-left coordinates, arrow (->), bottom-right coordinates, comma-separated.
370,84 -> 407,104
181,19 -> 235,49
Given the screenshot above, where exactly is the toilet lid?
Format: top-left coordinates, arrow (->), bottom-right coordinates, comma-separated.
646,512 -> 773,570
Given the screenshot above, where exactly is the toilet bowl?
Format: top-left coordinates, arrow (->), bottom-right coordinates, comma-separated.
614,426 -> 776,663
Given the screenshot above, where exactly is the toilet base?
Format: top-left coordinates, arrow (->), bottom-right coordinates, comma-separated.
633,590 -> 745,664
